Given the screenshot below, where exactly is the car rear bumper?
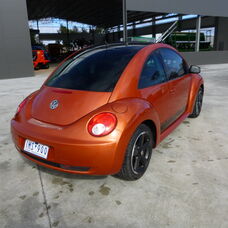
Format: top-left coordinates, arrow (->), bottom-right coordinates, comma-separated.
11,119 -> 121,175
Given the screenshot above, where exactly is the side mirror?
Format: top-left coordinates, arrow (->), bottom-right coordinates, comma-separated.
189,65 -> 201,74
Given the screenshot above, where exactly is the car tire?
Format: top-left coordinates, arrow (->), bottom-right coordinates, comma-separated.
189,87 -> 203,118
115,124 -> 153,181
43,63 -> 49,69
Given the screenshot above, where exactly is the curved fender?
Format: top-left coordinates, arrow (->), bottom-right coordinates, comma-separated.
186,74 -> 204,114
108,98 -> 161,174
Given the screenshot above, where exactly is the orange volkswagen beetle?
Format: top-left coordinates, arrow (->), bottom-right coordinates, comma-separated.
11,43 -> 204,180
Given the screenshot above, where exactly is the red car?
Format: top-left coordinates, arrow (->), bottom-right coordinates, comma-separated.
11,43 -> 204,180
33,50 -> 50,70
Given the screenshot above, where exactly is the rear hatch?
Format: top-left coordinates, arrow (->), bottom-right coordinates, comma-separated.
31,86 -> 111,126
31,46 -> 144,125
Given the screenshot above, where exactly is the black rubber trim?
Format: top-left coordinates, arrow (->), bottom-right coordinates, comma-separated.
21,150 -> 90,172
161,106 -> 186,132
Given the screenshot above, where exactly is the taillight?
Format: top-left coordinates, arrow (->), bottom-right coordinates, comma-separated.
88,113 -> 117,137
16,97 -> 28,115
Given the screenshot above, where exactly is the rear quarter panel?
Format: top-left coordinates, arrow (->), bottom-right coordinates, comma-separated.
107,98 -> 161,173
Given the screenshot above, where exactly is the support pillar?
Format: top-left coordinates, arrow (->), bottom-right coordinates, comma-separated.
122,0 -> 128,44
195,15 -> 201,52
133,22 -> 136,37
36,19 -> 40,43
178,15 -> 183,32
105,29 -> 109,43
214,17 -> 228,51
0,0 -> 33,79
151,17 -> 156,40
112,28 -> 115,42
118,25 -> 121,41
66,19 -> 70,45
92,27 -> 95,44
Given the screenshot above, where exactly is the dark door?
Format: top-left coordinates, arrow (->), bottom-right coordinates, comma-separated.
138,51 -> 171,128
159,48 -> 191,130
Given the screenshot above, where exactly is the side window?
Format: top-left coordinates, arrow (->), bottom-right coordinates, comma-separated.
138,52 -> 167,89
159,48 -> 187,80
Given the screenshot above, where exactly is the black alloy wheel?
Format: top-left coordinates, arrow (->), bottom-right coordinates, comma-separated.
115,124 -> 153,180
131,131 -> 151,175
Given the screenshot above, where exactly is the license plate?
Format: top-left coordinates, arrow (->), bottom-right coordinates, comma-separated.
24,139 -> 49,159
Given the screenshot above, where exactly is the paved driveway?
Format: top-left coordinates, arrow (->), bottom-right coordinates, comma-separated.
0,64 -> 228,228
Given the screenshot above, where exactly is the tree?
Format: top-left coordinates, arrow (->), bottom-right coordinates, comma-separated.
58,24 -> 105,35
58,24 -> 80,34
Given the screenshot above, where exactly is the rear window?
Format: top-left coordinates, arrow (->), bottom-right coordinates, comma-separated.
45,46 -> 143,92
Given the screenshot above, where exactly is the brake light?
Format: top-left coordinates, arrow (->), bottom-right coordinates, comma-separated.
88,113 -> 117,137
16,97 -> 28,115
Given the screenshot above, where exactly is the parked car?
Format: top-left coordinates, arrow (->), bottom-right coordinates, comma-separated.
11,43 -> 204,180
33,50 -> 50,70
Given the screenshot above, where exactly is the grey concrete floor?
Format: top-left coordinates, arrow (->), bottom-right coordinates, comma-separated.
0,64 -> 228,228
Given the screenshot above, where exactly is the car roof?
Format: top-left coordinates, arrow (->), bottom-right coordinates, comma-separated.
100,44 -> 147,50
74,42 -> 150,58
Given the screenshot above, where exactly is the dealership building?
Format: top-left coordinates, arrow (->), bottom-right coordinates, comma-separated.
0,0 -> 228,79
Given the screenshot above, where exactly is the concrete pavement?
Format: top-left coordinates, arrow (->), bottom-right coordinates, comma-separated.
0,64 -> 228,228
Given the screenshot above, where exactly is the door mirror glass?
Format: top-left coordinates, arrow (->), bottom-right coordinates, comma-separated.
189,65 -> 201,74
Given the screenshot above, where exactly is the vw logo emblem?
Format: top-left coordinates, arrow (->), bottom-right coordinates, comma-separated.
50,100 -> 59,110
